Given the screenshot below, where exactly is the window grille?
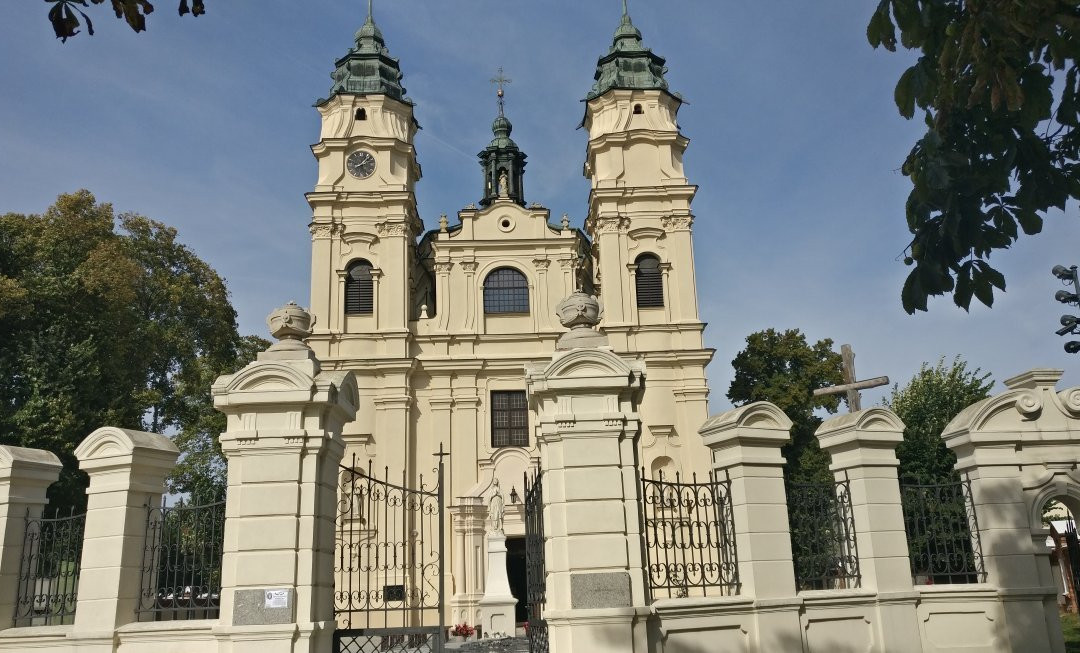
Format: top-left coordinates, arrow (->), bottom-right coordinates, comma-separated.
635,254 -> 664,308
345,260 -> 374,315
491,390 -> 529,448
483,268 -> 529,314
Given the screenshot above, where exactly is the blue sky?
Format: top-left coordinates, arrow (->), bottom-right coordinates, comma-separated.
1,1 -> 1077,411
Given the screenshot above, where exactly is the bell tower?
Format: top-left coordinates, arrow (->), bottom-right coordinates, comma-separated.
583,4 -> 713,475
307,2 -> 422,360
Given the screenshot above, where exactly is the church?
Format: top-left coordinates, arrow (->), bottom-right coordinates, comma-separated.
304,5 -> 714,626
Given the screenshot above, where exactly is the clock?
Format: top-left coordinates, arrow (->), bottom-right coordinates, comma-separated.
346,150 -> 376,179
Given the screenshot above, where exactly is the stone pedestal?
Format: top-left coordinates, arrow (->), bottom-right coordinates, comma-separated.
526,346 -> 648,653
477,531 -> 518,638
210,304 -> 358,653
816,408 -> 921,653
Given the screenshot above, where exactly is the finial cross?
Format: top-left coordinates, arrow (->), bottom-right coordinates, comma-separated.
491,67 -> 512,117
367,0 -> 374,20
622,0 -> 629,16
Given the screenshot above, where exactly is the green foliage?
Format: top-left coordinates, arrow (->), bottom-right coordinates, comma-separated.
885,357 -> 993,483
727,329 -> 845,483
45,1 -> 206,42
0,190 -> 256,509
868,1 -> 1080,313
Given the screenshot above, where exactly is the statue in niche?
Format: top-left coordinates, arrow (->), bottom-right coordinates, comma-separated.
497,170 -> 509,198
488,478 -> 505,533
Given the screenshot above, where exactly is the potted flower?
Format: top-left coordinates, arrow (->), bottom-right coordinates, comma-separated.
450,622 -> 476,642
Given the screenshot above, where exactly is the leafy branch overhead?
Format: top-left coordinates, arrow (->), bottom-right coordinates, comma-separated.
868,1 -> 1080,313
46,0 -> 205,42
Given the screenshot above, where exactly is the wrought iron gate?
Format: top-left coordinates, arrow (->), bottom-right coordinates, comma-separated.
524,470 -> 548,653
334,449 -> 445,653
1065,519 -> 1080,603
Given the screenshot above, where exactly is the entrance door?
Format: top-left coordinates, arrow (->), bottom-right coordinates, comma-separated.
506,536 -> 528,624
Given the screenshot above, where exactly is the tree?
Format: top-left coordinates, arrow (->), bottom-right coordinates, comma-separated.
867,1 -> 1080,313
46,0 -> 206,42
0,190 -> 258,509
884,356 -> 994,483
727,329 -> 845,483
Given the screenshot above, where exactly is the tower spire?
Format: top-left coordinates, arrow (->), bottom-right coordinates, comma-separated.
622,0 -> 628,16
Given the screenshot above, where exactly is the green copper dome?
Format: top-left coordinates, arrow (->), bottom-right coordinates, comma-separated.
324,5 -> 410,104
586,5 -> 672,101
478,108 -> 526,207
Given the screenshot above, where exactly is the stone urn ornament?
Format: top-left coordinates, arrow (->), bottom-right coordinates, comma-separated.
266,301 -> 316,351
554,292 -> 608,350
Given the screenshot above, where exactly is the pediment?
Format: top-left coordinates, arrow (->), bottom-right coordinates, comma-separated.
222,362 -> 315,394
74,426 -> 178,462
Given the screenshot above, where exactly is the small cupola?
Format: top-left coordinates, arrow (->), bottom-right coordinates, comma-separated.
478,68 -> 527,207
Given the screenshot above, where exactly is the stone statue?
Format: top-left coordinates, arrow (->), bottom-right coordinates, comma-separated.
488,478 -> 505,533
497,170 -> 509,198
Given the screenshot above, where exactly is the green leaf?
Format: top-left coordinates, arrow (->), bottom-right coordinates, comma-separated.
895,67 -> 917,119
1016,208 -> 1044,235
972,273 -> 994,308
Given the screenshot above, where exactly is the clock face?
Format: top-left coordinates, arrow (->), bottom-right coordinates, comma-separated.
346,150 -> 376,179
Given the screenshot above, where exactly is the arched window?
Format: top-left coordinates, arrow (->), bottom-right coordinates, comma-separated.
633,103 -> 644,115
355,108 -> 367,121
635,254 -> 664,308
345,259 -> 374,315
483,267 -> 529,314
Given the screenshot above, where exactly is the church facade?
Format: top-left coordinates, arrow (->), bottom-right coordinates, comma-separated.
305,7 -> 714,624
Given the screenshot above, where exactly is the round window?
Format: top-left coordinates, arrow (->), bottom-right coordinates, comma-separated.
498,216 -> 515,232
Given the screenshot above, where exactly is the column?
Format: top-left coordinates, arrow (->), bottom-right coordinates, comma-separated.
526,300 -> 648,653
816,408 -> 921,652
0,447 -> 62,627
699,401 -> 801,650
71,427 -> 180,650
211,303 -> 357,653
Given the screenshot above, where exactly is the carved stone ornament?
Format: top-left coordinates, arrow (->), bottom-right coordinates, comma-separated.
376,222 -> 408,237
267,302 -> 316,351
461,261 -> 479,274
661,215 -> 694,231
593,216 -> 631,234
554,292 -> 608,350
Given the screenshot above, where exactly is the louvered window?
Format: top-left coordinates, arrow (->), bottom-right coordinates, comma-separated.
483,267 -> 529,314
345,259 -> 374,315
635,254 -> 664,308
491,390 -> 529,448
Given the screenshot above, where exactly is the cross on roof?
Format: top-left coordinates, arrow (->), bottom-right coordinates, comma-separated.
491,67 -> 512,117
811,344 -> 889,412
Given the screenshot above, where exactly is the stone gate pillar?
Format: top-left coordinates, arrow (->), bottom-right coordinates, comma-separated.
211,303 -> 358,653
524,292 -> 648,653
941,369 -> 1080,653
699,402 -> 801,650
816,408 -> 921,652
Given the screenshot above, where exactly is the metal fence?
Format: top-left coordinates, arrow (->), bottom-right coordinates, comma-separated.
13,507 -> 86,627
640,469 -> 739,599
787,476 -> 861,591
136,496 -> 226,621
900,477 -> 986,584
333,451 -> 445,653
524,470 -> 548,653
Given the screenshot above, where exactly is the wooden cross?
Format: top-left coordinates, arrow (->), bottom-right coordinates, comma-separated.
491,67 -> 512,117
812,344 -> 888,412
